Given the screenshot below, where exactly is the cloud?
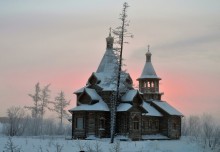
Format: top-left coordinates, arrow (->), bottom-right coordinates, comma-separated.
153,32 -> 220,51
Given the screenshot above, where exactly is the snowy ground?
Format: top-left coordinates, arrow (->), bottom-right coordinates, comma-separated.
0,135 -> 207,152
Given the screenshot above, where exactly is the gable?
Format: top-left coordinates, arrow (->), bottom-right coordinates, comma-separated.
133,95 -> 143,106
78,92 -> 92,104
125,74 -> 133,88
87,73 -> 100,86
78,88 -> 101,104
129,104 -> 147,113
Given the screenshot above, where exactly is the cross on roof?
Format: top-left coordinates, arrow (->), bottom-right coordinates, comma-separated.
109,27 -> 112,36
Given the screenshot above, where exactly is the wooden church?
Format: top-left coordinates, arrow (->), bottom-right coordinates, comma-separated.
69,32 -> 183,140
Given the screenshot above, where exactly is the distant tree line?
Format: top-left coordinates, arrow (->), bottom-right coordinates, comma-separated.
182,114 -> 220,151
2,82 -> 71,136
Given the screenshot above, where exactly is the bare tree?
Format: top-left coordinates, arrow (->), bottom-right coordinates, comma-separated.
181,117 -> 187,136
26,83 -> 51,118
5,106 -> 27,136
40,84 -> 51,118
201,114 -> 220,150
188,115 -> 201,141
26,82 -> 41,118
53,91 -> 70,132
25,82 -> 52,135
182,114 -> 220,151
42,118 -> 58,135
110,2 -> 133,143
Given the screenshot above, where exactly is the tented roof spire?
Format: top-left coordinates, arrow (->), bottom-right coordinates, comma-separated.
137,45 -> 160,80
97,31 -> 117,74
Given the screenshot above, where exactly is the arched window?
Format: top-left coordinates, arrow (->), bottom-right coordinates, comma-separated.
152,82 -> 154,87
148,82 -> 150,88
133,117 -> 139,130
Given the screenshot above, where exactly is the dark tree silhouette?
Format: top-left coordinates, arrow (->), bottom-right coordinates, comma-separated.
110,2 -> 133,143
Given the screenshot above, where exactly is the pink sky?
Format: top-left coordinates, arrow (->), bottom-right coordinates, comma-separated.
0,0 -> 220,122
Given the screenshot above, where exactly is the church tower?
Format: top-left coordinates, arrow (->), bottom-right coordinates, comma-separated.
137,46 -> 163,100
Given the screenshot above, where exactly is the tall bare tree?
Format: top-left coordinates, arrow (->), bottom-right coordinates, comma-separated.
110,2 -> 133,143
26,83 -> 51,118
53,91 -> 70,131
26,82 -> 41,118
40,84 -> 51,118
25,82 -> 52,135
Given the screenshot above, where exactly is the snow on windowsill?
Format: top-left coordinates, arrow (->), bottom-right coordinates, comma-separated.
99,128 -> 105,131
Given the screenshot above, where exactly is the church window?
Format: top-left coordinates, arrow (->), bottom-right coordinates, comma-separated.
142,121 -> 145,129
155,120 -> 159,129
152,82 -> 154,87
133,117 -> 139,130
133,122 -> 139,130
76,117 -> 84,129
99,117 -> 105,129
148,82 -> 150,88
149,120 -> 152,129
173,123 -> 177,130
143,120 -> 148,129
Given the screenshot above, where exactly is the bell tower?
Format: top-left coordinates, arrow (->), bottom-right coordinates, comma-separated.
137,45 -> 163,101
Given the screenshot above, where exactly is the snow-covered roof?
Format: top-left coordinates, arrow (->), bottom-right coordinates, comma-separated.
138,61 -> 160,79
117,103 -> 132,112
74,42 -> 133,96
141,102 -> 163,117
84,88 -> 101,100
94,72 -> 117,91
95,71 -> 131,91
74,86 -> 86,94
96,48 -> 118,75
69,100 -> 109,112
152,100 -> 183,116
93,47 -> 133,92
121,90 -> 138,102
